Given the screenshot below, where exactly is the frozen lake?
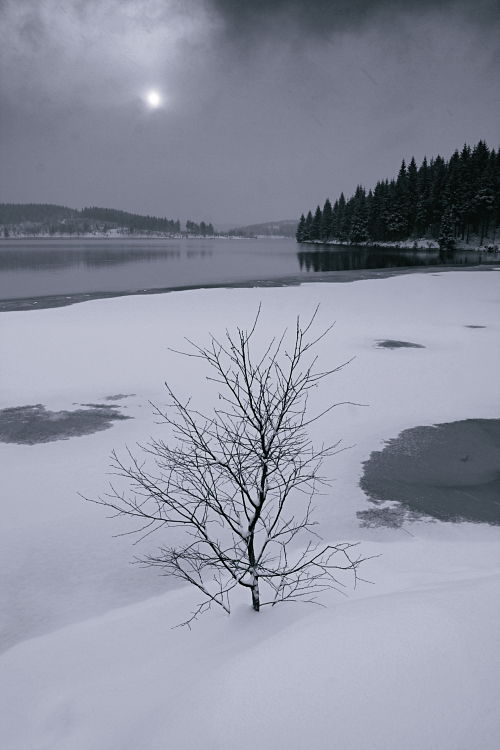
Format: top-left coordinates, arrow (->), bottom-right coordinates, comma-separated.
2,271 -> 500,750
0,237 -> 497,311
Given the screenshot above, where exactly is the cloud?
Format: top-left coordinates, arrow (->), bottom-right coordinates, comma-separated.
0,0 -> 213,111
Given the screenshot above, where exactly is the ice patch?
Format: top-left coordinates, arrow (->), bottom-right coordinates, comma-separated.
0,403 -> 131,444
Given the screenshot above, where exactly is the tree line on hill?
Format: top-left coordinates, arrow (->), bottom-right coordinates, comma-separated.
296,141 -> 500,249
227,219 -> 297,238
0,204 -> 216,237
185,220 -> 215,236
80,207 -> 182,234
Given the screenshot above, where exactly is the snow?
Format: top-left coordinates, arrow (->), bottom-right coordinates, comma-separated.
305,236 -> 440,249
304,236 -> 500,252
1,270 -> 500,749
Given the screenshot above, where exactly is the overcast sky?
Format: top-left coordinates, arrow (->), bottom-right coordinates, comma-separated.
0,0 -> 499,226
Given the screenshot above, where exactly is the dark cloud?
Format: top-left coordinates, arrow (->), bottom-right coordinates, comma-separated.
209,0 -> 500,38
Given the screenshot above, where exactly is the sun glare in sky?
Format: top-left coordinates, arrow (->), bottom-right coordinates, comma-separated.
145,89 -> 162,109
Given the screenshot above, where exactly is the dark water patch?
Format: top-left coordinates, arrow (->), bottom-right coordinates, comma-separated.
376,339 -> 425,349
359,419 -> 500,526
465,325 -> 486,329
0,403 -> 131,444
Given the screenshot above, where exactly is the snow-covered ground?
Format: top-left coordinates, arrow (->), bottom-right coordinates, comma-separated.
1,270 -> 499,749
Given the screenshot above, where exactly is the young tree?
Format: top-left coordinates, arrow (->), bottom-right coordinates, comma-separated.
91,312 -> 364,625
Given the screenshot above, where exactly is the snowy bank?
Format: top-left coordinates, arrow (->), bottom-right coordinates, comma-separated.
301,236 -> 499,252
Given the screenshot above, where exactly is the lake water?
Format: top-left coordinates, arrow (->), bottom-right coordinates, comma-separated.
0,237 -> 496,311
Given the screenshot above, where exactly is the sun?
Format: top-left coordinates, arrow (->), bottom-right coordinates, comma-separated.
145,89 -> 162,109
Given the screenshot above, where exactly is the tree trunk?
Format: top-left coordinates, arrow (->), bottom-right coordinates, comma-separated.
251,578 -> 260,612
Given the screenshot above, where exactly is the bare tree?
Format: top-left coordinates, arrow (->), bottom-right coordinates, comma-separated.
91,310 -> 365,625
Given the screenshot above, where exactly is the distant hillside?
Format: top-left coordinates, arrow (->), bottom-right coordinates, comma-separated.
228,219 -> 297,238
0,204 -> 215,237
79,206 -> 181,234
0,203 -> 77,225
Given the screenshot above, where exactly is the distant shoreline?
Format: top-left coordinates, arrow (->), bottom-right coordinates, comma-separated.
0,233 -> 250,241
2,235 -> 498,252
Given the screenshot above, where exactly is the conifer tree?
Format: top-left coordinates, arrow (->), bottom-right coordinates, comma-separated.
321,199 -> 333,241
310,206 -> 322,241
336,194 -> 347,241
438,207 -> 456,250
304,211 -> 313,241
407,157 -> 418,235
349,187 -> 369,243
296,214 -> 306,242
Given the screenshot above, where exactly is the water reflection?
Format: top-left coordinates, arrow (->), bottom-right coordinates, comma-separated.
186,249 -> 212,259
297,246 -> 488,272
0,245 -> 196,272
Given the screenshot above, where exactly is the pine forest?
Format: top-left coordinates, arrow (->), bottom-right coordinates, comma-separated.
296,141 -> 500,249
